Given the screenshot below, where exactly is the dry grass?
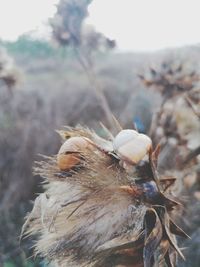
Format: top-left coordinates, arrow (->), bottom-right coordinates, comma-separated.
0,44 -> 200,266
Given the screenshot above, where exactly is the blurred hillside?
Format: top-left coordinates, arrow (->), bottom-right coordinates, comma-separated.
0,36 -> 200,266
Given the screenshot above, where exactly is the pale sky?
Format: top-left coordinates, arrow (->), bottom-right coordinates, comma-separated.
0,0 -> 200,52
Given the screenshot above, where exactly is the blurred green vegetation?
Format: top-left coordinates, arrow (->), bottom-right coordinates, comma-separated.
3,258 -> 47,267
0,35 -> 75,59
4,259 -> 36,267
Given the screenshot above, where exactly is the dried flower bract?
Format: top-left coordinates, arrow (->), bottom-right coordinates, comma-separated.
22,126 -> 188,267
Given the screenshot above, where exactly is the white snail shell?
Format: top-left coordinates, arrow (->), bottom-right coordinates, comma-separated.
113,129 -> 152,164
57,137 -> 93,171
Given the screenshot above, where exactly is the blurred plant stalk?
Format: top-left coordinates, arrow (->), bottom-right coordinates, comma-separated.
50,0 -> 117,132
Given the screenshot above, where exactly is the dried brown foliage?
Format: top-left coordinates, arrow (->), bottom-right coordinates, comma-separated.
22,127 -> 188,267
1,45 -> 199,266
139,61 -> 200,173
140,60 -> 200,266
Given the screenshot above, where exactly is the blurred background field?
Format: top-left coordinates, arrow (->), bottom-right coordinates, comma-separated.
0,1 -> 200,266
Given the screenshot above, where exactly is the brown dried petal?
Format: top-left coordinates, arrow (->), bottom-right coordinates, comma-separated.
95,231 -> 144,255
169,219 -> 190,239
157,238 -> 170,264
156,206 -> 185,260
143,208 -> 163,267
164,250 -> 175,267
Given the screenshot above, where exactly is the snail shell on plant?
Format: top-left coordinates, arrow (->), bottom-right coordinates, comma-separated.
113,129 -> 152,164
57,136 -> 94,171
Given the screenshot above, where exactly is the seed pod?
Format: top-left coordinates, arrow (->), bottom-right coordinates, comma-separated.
57,136 -> 93,171
113,129 -> 152,164
23,127 -> 187,267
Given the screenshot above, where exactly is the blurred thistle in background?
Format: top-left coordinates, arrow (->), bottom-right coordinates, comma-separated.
140,61 -> 200,267
0,47 -> 19,92
50,0 -> 117,130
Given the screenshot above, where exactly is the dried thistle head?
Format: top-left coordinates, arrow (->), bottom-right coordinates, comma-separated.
50,0 -> 115,56
139,61 -> 200,101
22,126 -> 188,267
50,0 -> 92,46
140,61 -> 200,244
0,47 -> 19,89
139,61 -> 200,176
